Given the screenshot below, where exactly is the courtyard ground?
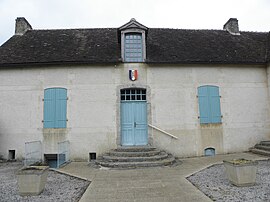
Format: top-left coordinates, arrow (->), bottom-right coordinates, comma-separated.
0,161 -> 90,202
60,152 -> 268,202
1,152 -> 268,202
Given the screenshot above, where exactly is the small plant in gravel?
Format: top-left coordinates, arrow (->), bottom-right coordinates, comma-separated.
29,161 -> 48,166
224,158 -> 254,165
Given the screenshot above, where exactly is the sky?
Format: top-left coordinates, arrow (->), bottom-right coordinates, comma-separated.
0,0 -> 270,45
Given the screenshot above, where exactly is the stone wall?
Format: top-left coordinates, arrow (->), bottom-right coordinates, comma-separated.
0,64 -> 269,160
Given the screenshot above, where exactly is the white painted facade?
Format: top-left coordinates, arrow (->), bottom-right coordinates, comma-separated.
0,63 -> 270,161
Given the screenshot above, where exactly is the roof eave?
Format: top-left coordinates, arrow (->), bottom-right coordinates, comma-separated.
0,60 -> 122,68
145,60 -> 267,65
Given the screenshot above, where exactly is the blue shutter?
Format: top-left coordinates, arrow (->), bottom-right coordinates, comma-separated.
198,86 -> 210,124
44,89 -> 56,128
209,86 -> 221,123
55,88 -> 67,128
198,86 -> 221,124
44,88 -> 67,128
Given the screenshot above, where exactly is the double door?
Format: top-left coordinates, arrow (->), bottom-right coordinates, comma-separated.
121,101 -> 148,146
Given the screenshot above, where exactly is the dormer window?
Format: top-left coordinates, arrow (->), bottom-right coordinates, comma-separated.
119,18 -> 148,63
124,33 -> 143,62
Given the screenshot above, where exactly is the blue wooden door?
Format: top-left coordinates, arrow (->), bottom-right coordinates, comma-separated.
121,101 -> 148,146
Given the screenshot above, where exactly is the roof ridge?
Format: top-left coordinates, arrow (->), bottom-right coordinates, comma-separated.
22,28 -> 269,34
31,28 -> 117,31
149,28 -> 269,33
149,28 -> 224,31
240,30 -> 269,34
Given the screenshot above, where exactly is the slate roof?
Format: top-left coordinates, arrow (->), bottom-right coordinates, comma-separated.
146,29 -> 269,64
0,27 -> 269,66
0,29 -> 121,66
267,32 -> 270,62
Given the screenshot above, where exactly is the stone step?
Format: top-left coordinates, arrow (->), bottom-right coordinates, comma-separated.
107,149 -> 161,157
254,144 -> 270,151
260,141 -> 270,146
102,152 -> 168,162
97,156 -> 176,168
114,146 -> 157,152
250,148 -> 270,157
95,146 -> 176,169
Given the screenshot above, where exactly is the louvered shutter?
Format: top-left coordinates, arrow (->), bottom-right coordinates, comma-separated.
44,88 -> 56,128
198,86 -> 210,124
198,86 -> 221,124
55,88 -> 67,128
209,86 -> 221,123
44,88 -> 67,128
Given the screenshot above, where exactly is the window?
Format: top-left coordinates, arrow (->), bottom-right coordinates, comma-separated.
43,88 -> 67,128
124,33 -> 143,62
119,19 -> 147,63
198,85 -> 221,124
121,88 -> 146,101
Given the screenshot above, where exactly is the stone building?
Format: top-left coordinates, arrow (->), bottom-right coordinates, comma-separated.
0,17 -> 270,162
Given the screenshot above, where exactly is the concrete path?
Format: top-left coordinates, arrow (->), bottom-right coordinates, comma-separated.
59,152 -> 267,202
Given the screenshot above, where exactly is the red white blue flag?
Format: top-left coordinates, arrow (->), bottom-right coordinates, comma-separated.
129,70 -> 138,81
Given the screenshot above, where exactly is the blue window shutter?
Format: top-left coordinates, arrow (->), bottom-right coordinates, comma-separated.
198,86 -> 210,124
55,88 -> 67,128
44,89 -> 56,128
198,85 -> 221,124
209,86 -> 221,123
44,88 -> 67,128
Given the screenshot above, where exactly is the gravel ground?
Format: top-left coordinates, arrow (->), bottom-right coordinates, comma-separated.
0,161 -> 90,202
187,160 -> 270,202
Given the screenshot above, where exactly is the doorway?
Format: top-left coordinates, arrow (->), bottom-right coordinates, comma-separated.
120,88 -> 148,146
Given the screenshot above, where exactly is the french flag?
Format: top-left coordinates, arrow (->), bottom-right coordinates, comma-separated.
129,70 -> 138,81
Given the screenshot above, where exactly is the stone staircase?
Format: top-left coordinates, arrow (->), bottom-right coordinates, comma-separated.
95,146 -> 176,169
250,141 -> 270,157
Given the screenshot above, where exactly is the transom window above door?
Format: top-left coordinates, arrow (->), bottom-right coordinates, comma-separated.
121,88 -> 146,101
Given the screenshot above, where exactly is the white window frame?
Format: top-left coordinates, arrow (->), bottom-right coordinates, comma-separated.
121,29 -> 146,62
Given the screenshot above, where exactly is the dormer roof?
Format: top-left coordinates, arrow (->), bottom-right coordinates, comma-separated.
119,18 -> 148,31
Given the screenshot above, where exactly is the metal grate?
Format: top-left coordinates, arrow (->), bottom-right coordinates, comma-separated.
204,147 -> 216,156
24,141 -> 42,166
121,88 -> 146,101
57,141 -> 70,168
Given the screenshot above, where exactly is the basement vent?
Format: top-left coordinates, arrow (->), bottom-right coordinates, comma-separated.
8,150 -> 15,160
204,148 -> 215,156
89,153 -> 96,161
44,154 -> 57,168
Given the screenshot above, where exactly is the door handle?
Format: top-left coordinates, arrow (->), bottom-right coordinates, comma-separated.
134,122 -> 136,128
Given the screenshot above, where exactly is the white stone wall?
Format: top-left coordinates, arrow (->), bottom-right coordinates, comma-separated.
148,65 -> 270,157
0,64 -> 269,160
0,66 -> 118,161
